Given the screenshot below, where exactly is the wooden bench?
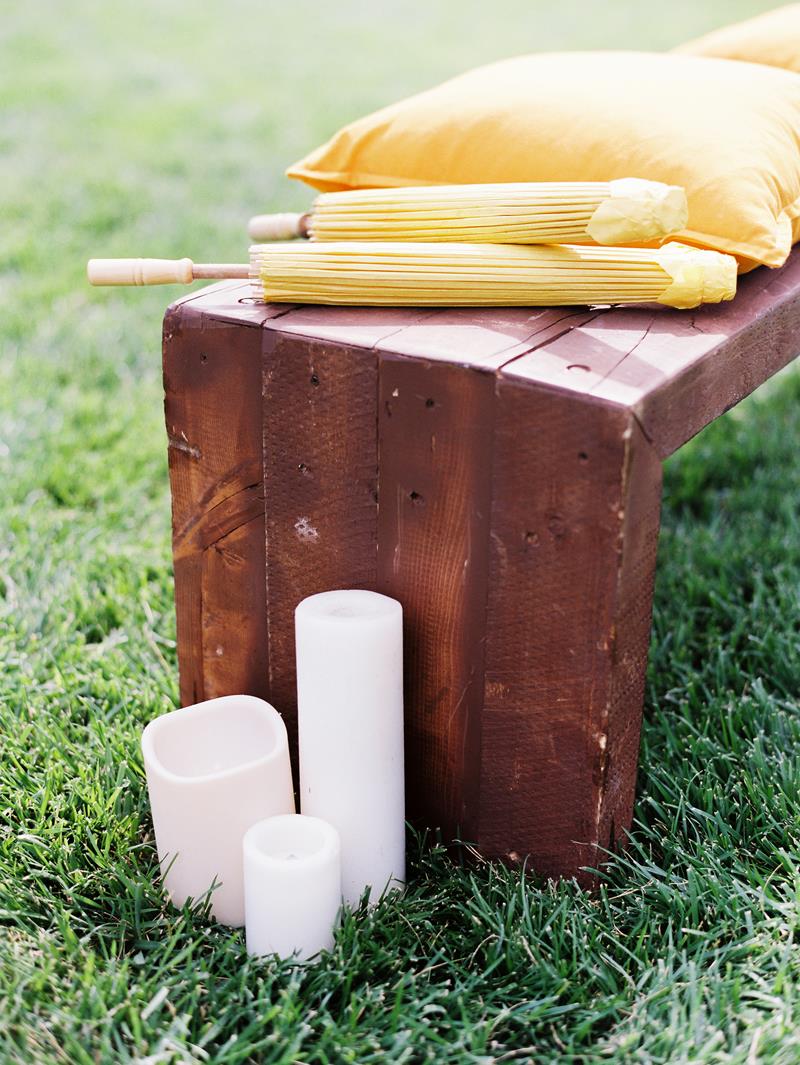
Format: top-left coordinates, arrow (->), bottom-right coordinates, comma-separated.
163,253 -> 800,883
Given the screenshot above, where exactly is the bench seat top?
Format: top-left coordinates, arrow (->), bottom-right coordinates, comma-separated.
172,250 -> 800,459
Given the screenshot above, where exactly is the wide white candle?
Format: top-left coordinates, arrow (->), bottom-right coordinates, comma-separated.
141,695 -> 295,926
243,814 -> 341,960
295,590 -> 405,907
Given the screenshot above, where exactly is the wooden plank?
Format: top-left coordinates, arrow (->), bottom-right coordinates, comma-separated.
500,308 -> 656,391
199,513 -> 268,699
163,294 -> 278,706
280,304 -> 600,371
501,256 -> 800,456
265,305 -> 436,348
596,416 -> 662,854
173,280 -> 295,327
629,259 -> 800,454
477,378 -> 662,882
374,354 -> 494,837
375,307 -> 597,369
260,329 -> 379,771
560,258 -> 800,456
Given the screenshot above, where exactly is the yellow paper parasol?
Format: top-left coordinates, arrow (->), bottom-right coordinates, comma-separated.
88,240 -> 735,310
247,179 -> 689,247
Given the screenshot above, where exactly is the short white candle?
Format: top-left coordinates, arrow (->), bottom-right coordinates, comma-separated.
295,590 -> 405,907
243,814 -> 342,960
141,695 -> 295,926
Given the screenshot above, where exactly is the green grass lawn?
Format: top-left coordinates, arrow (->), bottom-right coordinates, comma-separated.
3,0 -> 800,1060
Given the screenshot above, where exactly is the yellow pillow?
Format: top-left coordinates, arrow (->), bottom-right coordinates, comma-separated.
676,5 -> 800,73
287,51 -> 800,270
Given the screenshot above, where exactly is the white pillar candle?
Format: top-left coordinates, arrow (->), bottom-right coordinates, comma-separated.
295,590 -> 405,907
141,695 -> 295,926
243,814 -> 341,960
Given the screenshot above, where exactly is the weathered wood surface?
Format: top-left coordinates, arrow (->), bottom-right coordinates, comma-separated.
163,252 -> 800,879
375,354 -> 494,833
163,284 -> 287,706
261,330 -> 379,771
476,390 -> 662,881
508,253 -> 800,456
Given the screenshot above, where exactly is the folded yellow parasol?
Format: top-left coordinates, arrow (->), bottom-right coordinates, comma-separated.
88,240 -> 736,309
247,179 -> 689,246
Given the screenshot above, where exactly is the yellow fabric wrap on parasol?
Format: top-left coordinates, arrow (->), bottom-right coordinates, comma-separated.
248,241 -> 736,309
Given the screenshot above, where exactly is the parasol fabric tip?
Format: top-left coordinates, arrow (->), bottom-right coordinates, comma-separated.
656,243 -> 738,308
587,179 -> 689,245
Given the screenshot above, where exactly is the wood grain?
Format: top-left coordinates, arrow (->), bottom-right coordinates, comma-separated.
375,355 -> 494,835
260,329 -> 379,769
510,256 -> 800,457
597,415 -> 662,855
477,380 -> 662,882
163,287 -> 286,706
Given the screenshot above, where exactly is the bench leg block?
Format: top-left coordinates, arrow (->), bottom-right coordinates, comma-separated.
163,304 -> 270,708
477,380 -> 662,881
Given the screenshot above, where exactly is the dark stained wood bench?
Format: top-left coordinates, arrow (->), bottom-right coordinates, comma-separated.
163,252 -> 800,883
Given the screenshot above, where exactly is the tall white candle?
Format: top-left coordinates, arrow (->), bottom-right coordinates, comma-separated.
141,695 -> 295,926
295,590 -> 405,907
243,814 -> 341,960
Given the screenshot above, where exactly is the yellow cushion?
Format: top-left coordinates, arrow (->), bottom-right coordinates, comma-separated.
287,51 -> 800,270
676,5 -> 800,73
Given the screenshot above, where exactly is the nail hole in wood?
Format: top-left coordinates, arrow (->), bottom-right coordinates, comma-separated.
409,491 -> 424,506
200,353 -> 208,363
578,451 -> 589,463
310,373 -> 320,387
425,398 -> 436,408
298,462 -> 310,475
524,530 -> 539,547
547,514 -> 567,540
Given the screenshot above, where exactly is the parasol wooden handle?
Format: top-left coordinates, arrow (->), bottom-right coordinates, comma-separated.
87,258 -> 249,285
247,212 -> 311,241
